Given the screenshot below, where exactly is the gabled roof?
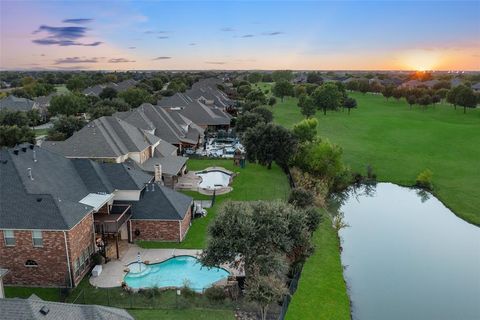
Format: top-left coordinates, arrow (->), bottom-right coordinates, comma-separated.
82,79 -> 138,96
133,155 -> 188,176
0,145 -> 153,230
122,183 -> 192,220
158,93 -> 231,126
116,103 -> 202,146
0,295 -> 133,320
42,116 -> 159,159
0,95 -> 35,112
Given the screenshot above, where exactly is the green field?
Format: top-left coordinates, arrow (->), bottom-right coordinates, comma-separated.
286,215 -> 350,320
138,158 -> 290,249
264,85 -> 480,225
54,84 -> 70,94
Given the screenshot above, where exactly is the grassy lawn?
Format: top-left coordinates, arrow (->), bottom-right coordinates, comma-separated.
34,128 -> 49,137
265,85 -> 480,225
286,215 -> 350,320
4,286 -> 61,301
138,158 -> 290,249
129,309 -> 235,320
55,84 -> 70,94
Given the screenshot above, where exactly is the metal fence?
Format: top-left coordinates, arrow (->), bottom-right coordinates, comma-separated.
277,267 -> 303,320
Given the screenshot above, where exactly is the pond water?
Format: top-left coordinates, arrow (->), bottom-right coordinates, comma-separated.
196,170 -> 231,189
337,183 -> 480,320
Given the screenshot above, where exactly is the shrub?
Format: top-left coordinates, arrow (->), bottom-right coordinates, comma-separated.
204,286 -> 226,302
288,188 -> 315,208
416,169 -> 433,190
181,281 -> 196,298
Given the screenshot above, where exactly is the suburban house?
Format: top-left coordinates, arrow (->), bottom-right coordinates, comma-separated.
42,116 -> 188,188
0,95 -> 38,112
115,103 -> 204,151
0,294 -> 133,320
158,92 -> 231,130
0,145 -> 193,287
83,79 -> 138,97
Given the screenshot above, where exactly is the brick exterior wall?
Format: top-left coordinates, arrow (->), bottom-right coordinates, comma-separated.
131,208 -> 192,242
0,229 -> 70,287
0,213 -> 95,288
66,213 -> 95,286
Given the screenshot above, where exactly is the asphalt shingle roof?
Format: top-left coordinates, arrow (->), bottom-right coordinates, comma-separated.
121,184 -> 192,220
0,95 -> 36,112
0,295 -> 133,320
42,116 -> 159,159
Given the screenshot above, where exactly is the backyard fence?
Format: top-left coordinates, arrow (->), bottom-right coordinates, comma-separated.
277,266 -> 303,320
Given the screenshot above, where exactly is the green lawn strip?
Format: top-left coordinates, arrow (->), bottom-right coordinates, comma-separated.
34,128 -> 49,137
128,308 -> 235,320
265,83 -> 480,225
286,214 -> 350,320
54,84 -> 70,94
137,158 -> 290,249
4,286 -> 61,301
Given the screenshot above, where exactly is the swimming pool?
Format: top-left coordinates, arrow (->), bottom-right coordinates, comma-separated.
124,256 -> 229,291
196,170 -> 231,189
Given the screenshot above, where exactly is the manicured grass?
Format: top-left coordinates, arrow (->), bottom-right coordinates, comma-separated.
267,85 -> 480,225
129,309 -> 235,320
286,215 -> 350,320
4,286 -> 61,301
55,84 -> 70,94
138,158 -> 290,249
34,128 -> 49,137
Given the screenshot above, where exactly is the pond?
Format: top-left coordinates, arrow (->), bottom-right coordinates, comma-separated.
337,183 -> 480,320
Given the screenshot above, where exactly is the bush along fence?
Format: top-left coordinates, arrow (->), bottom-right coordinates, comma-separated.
277,266 -> 303,320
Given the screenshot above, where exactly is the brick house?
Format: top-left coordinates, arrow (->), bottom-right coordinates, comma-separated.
0,145 -> 193,288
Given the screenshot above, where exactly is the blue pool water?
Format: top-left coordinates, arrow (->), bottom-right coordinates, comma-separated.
124,256 -> 229,291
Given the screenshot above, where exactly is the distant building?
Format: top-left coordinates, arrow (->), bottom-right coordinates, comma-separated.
0,95 -> 37,112
83,79 -> 138,97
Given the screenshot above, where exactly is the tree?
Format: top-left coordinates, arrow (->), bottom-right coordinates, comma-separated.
313,83 -> 343,115
26,109 -> 42,126
272,80 -> 294,102
66,76 -> 87,92
381,85 -> 395,100
235,112 -> 265,132
243,123 -> 297,169
272,70 -> 293,82
0,125 -> 35,147
417,94 -> 432,109
245,273 -> 288,320
446,86 -> 461,110
294,139 -> 345,182
99,87 -> 118,100
201,200 -> 314,277
357,79 -> 370,94
252,107 -> 273,123
248,72 -> 263,84
237,84 -> 252,97
288,188 -> 315,209
49,94 -> 88,116
0,110 -> 29,127
246,90 -> 267,105
298,94 -> 316,118
292,118 -> 318,143
455,85 -> 477,113
345,80 -> 359,91
343,97 -> 357,115
268,96 -> 277,107
392,88 -> 404,101
119,88 -> 153,107
48,116 -> 86,140
167,79 -> 187,93
406,95 -> 416,109
306,72 -> 322,84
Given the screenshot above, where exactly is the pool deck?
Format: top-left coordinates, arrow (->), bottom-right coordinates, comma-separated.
89,244 -> 242,288
176,166 -> 235,195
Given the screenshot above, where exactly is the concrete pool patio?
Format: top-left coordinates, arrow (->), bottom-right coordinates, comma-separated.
89,244 -> 242,288
175,166 -> 235,195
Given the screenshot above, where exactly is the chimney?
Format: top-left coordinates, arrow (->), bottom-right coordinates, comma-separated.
154,164 -> 162,182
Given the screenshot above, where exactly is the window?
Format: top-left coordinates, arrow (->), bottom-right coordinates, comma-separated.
32,230 -> 43,247
74,258 -> 80,277
4,230 -> 15,246
25,260 -> 38,267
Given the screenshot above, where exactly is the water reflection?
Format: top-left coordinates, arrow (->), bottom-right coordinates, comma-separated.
336,183 -> 480,320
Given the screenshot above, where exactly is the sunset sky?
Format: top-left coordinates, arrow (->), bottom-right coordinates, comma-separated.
1,0 -> 479,71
